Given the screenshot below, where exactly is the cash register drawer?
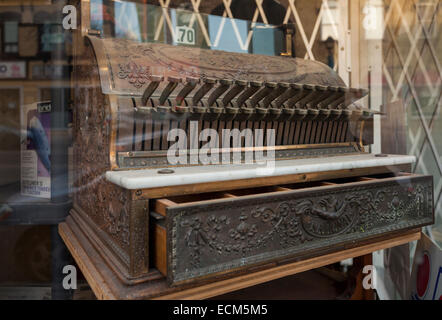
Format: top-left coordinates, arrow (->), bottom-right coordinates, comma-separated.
151,172 -> 433,286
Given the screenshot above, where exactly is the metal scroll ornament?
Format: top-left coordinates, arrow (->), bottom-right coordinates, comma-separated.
117,62 -> 151,88
74,44 -> 130,251
168,179 -> 432,284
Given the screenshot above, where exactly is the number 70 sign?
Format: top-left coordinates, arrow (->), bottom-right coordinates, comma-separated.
175,26 -> 196,45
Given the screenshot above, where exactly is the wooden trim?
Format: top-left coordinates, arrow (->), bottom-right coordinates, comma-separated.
59,222 -> 116,300
153,199 -> 176,216
133,164 -> 411,199
275,186 -> 292,191
358,177 -> 377,181
319,182 -> 337,186
153,224 -> 167,277
222,193 -> 237,198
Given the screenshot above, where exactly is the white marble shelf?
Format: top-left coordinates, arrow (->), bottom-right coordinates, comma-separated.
106,154 -> 416,190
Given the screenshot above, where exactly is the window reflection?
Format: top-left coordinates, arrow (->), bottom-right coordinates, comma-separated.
89,1 -> 284,56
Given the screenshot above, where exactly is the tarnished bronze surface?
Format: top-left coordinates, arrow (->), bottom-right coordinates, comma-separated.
73,41 -> 130,250
163,175 -> 433,285
81,36 -> 373,165
117,143 -> 360,169
88,36 -> 346,96
59,2 -> 437,301
73,39 -> 149,279
66,33 -> 433,297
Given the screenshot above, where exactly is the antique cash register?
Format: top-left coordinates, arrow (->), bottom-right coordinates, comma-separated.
60,32 -> 434,299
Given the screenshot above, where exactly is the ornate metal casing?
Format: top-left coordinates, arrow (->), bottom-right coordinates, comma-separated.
159,175 -> 433,285
68,34 -> 433,295
83,36 -> 373,171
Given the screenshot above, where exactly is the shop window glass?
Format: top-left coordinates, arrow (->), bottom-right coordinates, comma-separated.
3,21 -> 18,53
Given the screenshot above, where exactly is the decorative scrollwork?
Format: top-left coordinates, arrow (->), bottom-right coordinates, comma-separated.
117,61 -> 151,88
181,202 -> 311,268
171,180 -> 432,282
95,37 -> 346,96
73,42 -> 130,250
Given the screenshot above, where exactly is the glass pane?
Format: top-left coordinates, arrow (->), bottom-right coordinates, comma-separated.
4,21 -> 18,44
360,0 -> 442,300
0,0 -> 439,300
90,1 -> 284,56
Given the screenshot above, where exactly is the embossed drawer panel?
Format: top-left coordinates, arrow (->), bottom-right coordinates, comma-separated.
151,174 -> 433,286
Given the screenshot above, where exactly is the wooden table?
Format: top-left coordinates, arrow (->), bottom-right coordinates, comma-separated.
59,221 -> 420,300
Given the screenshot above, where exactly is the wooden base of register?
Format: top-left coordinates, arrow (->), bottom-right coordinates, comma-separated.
59,218 -> 421,300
